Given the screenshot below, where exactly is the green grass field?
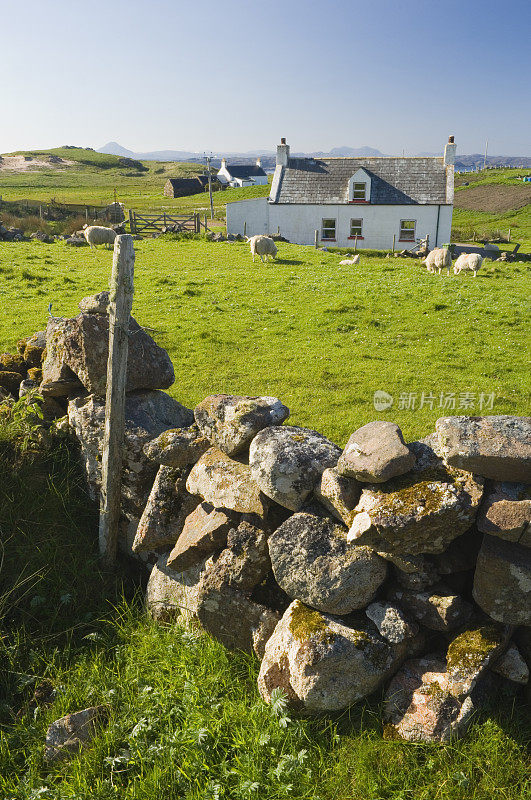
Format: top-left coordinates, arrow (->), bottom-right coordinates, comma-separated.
1,238 -> 529,442
1,163 -> 530,799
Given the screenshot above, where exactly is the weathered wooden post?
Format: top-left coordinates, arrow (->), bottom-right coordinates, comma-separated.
98,234 -> 135,569
392,234 -> 396,253
314,229 -> 319,249
508,228 -> 511,242
354,234 -> 358,252
243,221 -> 247,238
204,214 -> 207,232
128,209 -> 135,235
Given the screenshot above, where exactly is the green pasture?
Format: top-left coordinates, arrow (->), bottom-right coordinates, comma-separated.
0,237 -> 529,443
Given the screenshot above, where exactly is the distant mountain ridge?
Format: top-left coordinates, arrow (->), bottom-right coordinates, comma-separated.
97,141 -> 531,170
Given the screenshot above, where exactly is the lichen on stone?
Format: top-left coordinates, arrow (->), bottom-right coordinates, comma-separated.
288,601 -> 333,643
446,625 -> 502,673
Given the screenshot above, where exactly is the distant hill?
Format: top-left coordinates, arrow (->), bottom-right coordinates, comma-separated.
455,154 -> 531,170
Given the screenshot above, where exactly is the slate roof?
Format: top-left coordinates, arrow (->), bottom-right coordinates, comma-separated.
271,157 -> 449,204
225,164 -> 267,179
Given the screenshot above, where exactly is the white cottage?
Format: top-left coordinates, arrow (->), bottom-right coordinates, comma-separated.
217,157 -> 268,188
226,137 -> 457,249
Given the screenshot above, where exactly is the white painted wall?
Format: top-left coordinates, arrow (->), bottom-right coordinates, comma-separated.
217,165 -> 268,188
227,199 -> 453,249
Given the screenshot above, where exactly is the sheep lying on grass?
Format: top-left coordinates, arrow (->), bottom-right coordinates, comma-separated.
83,226 -> 117,250
339,255 -> 360,266
453,252 -> 483,277
247,235 -> 278,263
422,247 -> 452,275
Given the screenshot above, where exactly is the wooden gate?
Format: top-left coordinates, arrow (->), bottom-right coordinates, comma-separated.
128,211 -> 205,235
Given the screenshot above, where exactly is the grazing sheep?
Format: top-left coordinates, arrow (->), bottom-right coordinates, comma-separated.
83,226 -> 117,250
247,235 -> 278,263
339,255 -> 360,266
453,252 -> 483,277
422,247 -> 452,275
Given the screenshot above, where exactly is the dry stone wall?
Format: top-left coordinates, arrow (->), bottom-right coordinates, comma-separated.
5,293 -> 530,744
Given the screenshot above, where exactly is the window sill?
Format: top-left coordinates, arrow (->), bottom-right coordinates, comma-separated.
399,238 -> 415,243
348,200 -> 370,204
347,236 -> 364,240
321,238 -> 336,242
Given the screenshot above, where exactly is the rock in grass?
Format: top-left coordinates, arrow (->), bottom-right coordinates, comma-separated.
186,447 -> 267,515
477,481 -> 531,547
258,600 -> 416,713
268,512 -> 386,614
249,426 -> 341,512
0,370 -> 23,395
44,705 -> 109,764
436,416 -> 531,483
146,552 -> 211,622
194,394 -> 289,456
472,535 -> 531,625
132,465 -> 197,554
445,623 -> 511,697
313,467 -> 361,526
383,656 -> 477,742
42,313 -> 176,396
143,425 -> 211,468
347,439 -> 483,556
166,502 -> 237,572
337,421 -> 415,483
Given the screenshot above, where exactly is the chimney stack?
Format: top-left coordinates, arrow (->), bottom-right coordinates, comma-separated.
276,137 -> 290,167
256,157 -> 262,167
221,157 -> 227,168
444,135 -> 457,166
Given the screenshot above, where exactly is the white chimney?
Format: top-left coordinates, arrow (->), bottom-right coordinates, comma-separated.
221,157 -> 227,168
276,137 -> 290,167
444,135 -> 457,166
256,157 -> 262,167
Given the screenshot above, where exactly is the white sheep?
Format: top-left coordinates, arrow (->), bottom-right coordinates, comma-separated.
453,252 -> 483,277
83,226 -> 117,250
422,247 -> 452,275
247,235 -> 278,263
339,255 -> 360,266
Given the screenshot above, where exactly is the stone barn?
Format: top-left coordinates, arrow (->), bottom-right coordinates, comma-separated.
163,176 -> 217,198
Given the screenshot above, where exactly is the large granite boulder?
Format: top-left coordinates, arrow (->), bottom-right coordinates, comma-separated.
68,390 -> 193,519
436,416 -> 531,482
194,394 -> 289,456
268,512 -> 387,614
166,502 -> 237,572
143,425 -> 211,468
42,313 -> 175,396
186,447 -> 267,515
258,600 -> 417,713
146,552 -> 212,622
347,439 -> 483,556
477,481 -> 531,547
445,623 -> 511,696
473,535 -> 531,625
249,426 -> 341,511
337,421 -> 415,483
132,466 -> 197,554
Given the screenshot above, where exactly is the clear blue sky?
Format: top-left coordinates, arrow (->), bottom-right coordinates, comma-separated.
3,0 -> 530,156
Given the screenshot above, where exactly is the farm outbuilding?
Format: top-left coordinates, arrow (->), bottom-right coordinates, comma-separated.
226,137 -> 457,250
163,176 -> 218,198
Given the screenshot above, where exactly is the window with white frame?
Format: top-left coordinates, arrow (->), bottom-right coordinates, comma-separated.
350,218 -> 363,238
321,218 -> 336,240
352,182 -> 366,200
400,219 -> 416,241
